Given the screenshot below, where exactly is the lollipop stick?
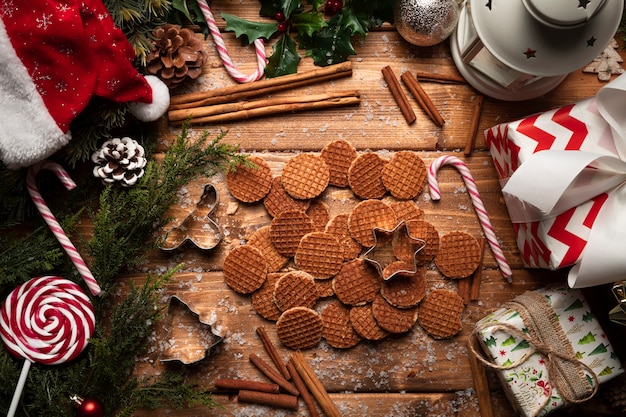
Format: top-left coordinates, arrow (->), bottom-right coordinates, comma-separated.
428,155 -> 513,282
7,360 -> 31,417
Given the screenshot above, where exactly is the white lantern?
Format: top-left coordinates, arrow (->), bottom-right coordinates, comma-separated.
450,0 -> 624,101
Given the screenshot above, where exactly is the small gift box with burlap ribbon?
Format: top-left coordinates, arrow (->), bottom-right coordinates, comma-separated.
472,284 -> 623,417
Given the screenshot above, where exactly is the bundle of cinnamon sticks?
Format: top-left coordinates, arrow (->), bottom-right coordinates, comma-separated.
168,61 -> 359,125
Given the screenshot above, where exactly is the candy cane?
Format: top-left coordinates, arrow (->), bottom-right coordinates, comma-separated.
428,155 -> 513,282
197,0 -> 267,83
1,276 -> 95,417
27,161 -> 102,296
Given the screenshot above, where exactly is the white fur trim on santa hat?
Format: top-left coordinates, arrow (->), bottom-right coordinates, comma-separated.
0,18 -> 71,169
128,75 -> 170,122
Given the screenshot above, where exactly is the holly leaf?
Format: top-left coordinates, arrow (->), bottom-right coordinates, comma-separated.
222,12 -> 278,44
265,33 -> 301,77
303,18 -> 356,66
340,6 -> 371,37
291,10 -> 327,38
260,0 -> 302,20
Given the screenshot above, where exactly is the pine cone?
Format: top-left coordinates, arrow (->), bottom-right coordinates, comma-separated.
145,24 -> 206,89
92,137 -> 147,187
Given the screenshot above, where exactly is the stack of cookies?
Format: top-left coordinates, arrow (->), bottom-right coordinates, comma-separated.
223,140 -> 482,349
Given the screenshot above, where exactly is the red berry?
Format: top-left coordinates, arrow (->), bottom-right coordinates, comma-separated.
324,0 -> 342,16
277,21 -> 288,32
274,11 -> 285,22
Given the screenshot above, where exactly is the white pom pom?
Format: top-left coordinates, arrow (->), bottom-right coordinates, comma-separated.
128,75 -> 170,122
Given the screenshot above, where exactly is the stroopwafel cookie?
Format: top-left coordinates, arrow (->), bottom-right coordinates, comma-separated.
418,289 -> 464,339
281,153 -> 330,200
273,270 -> 319,312
324,213 -> 362,260
435,231 -> 481,279
349,304 -> 389,341
252,272 -> 283,321
320,139 -> 358,187
332,258 -> 381,306
380,266 -> 426,308
393,220 -> 438,266
381,260 -> 418,282
382,151 -> 427,200
226,155 -> 273,203
388,200 -> 424,223
306,199 -> 330,232
314,278 -> 335,298
247,225 -> 290,272
371,293 -> 418,334
269,210 -> 315,257
348,152 -> 388,199
294,232 -> 344,279
276,306 -> 323,350
348,199 -> 398,247
223,245 -> 268,294
263,176 -> 310,218
321,300 -> 361,349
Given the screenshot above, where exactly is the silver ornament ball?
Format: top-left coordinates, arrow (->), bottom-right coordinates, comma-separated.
395,0 -> 460,47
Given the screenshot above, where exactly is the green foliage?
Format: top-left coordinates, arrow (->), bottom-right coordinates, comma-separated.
221,0 -> 393,77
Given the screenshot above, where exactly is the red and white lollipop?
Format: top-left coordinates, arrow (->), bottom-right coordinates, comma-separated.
1,276 -> 95,417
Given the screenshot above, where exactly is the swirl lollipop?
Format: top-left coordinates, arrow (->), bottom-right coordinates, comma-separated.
1,276 -> 95,417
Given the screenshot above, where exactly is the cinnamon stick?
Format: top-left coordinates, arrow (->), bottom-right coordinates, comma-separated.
169,61 -> 353,110
287,359 -> 321,417
237,390 -> 299,410
467,340 -> 495,417
458,277 -> 471,305
215,378 -> 280,394
470,237 -> 486,301
401,71 -> 444,127
169,90 -> 359,123
414,70 -> 466,84
464,94 -> 485,156
171,94 -> 360,126
291,351 -> 342,417
249,353 -> 299,396
256,326 -> 290,380
381,66 -> 416,125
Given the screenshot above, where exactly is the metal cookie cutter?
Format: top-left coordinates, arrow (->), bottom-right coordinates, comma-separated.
159,184 -> 222,251
362,220 -> 425,281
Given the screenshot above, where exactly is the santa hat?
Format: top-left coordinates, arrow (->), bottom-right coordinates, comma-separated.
0,0 -> 170,169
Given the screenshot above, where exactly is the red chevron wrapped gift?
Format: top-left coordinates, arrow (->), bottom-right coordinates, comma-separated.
486,73 -> 626,288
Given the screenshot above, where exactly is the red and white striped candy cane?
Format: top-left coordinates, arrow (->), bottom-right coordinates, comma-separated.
428,155 -> 513,282
197,0 -> 267,83
27,161 -> 102,296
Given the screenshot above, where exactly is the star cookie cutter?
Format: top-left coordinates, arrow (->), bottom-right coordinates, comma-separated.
159,296 -> 223,365
160,184 -> 222,251
362,220 -> 426,281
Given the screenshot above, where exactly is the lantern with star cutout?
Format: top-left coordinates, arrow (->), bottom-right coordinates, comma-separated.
450,0 -> 623,100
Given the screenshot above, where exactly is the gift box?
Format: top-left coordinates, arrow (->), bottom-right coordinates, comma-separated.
474,284 -> 623,417
485,73 -> 626,288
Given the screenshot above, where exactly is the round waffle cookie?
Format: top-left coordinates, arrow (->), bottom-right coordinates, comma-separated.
393,220 -> 439,266
320,139 -> 358,187
382,151 -> 427,200
252,272 -> 283,321
382,260 -> 417,281
321,300 -> 361,349
349,304 -> 389,341
269,210 -> 315,257
281,153 -> 330,200
306,199 -> 330,232
273,271 -> 319,312
380,266 -> 426,308
223,245 -> 268,294
247,225 -> 290,272
324,213 -> 362,260
348,152 -> 388,199
276,306 -> 323,350
388,200 -> 424,223
263,176 -> 310,218
314,279 -> 335,298
418,289 -> 464,339
294,232 -> 344,279
226,155 -> 273,203
348,199 -> 398,247
372,293 -> 418,334
332,259 -> 381,306
435,231 -> 481,278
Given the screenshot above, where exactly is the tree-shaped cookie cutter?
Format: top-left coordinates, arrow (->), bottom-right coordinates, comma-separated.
159,184 -> 222,251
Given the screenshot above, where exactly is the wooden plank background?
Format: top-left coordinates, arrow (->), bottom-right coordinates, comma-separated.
122,2 -> 626,416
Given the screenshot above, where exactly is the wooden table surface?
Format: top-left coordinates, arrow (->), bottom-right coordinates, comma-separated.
126,2 -> 626,415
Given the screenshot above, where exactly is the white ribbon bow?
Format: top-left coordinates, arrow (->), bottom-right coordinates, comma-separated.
501,73 -> 626,288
